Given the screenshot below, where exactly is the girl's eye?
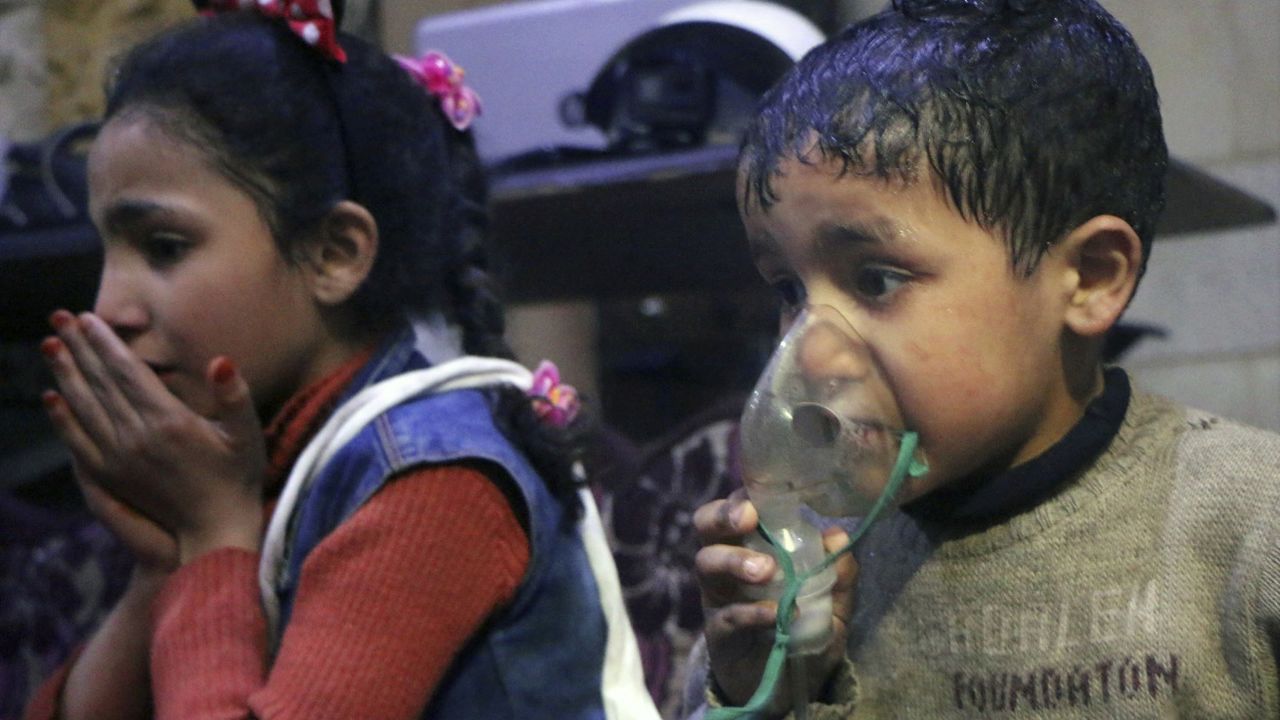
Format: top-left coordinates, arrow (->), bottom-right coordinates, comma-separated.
852,266 -> 910,301
140,234 -> 191,267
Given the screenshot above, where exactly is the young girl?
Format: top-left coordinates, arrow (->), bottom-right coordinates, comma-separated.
24,4 -> 653,719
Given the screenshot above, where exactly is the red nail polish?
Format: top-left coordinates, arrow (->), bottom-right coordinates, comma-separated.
212,357 -> 236,384
41,390 -> 61,410
49,310 -> 71,330
40,337 -> 63,359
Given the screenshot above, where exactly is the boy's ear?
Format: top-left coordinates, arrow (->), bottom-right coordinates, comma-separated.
304,200 -> 378,306
1057,214 -> 1143,337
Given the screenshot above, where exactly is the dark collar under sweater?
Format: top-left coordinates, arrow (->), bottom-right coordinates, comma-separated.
902,367 -> 1131,528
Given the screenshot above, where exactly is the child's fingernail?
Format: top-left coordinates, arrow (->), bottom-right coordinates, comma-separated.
49,310 -> 72,330
41,390 -> 61,411
728,502 -> 745,527
743,557 -> 765,579
40,337 -> 63,359
212,357 -> 236,384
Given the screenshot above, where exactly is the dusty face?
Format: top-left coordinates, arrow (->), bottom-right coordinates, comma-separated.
87,115 -> 341,419
741,154 -> 1083,498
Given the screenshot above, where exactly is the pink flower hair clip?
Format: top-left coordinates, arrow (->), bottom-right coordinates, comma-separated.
394,50 -> 483,132
528,360 -> 580,428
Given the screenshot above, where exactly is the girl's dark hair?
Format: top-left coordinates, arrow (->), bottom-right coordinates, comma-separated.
104,13 -> 583,516
741,0 -> 1168,280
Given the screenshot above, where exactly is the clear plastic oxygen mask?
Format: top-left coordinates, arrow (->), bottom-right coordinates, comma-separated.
709,304 -> 928,720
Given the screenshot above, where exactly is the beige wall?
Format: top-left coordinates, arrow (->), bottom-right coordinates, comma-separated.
1100,0 -> 1280,431
506,301 -> 601,405
0,1 -> 48,141
44,0 -> 194,130
1105,0 -> 1280,164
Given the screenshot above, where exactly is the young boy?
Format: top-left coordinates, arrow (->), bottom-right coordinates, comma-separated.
688,0 -> 1280,717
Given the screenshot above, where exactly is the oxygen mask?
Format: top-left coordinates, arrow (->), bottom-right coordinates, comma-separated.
740,303 -> 927,529
710,305 -> 927,720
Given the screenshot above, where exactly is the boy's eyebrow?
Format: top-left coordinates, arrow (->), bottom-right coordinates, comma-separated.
815,217 -> 909,250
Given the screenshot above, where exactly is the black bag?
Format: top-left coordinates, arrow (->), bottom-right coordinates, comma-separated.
0,122 -> 102,341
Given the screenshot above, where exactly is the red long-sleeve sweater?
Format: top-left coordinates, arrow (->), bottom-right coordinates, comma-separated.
24,350 -> 531,719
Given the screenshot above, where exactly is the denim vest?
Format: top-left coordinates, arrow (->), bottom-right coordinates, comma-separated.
271,331 -> 608,719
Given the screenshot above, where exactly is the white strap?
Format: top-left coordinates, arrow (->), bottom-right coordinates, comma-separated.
257,355 -> 661,718
259,356 -> 533,636
578,487 -> 663,720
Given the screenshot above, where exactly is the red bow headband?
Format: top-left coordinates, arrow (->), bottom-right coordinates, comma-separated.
193,2 -> 482,131
195,0 -> 347,62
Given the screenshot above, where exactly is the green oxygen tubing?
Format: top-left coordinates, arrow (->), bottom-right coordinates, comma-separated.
706,431 -> 928,720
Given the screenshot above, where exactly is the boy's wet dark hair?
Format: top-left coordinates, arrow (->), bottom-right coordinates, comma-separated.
103,14 -> 583,516
740,0 -> 1168,277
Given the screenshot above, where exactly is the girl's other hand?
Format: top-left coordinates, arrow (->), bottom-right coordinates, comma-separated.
41,310 -> 268,564
78,477 -> 179,574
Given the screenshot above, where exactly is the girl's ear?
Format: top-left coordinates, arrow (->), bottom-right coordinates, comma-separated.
305,200 -> 378,306
1058,214 -> 1144,338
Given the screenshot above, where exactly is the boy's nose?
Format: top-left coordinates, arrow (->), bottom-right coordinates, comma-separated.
793,310 -> 873,386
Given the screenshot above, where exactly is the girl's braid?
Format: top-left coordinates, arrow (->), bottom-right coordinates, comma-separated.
443,133 -> 586,520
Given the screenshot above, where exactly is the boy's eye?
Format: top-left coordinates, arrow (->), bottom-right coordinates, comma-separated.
851,266 -> 910,301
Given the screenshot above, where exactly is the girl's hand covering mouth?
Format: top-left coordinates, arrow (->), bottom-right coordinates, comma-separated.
42,310 -> 269,564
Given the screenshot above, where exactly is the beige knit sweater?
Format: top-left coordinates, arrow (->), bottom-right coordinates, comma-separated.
692,390 -> 1280,719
